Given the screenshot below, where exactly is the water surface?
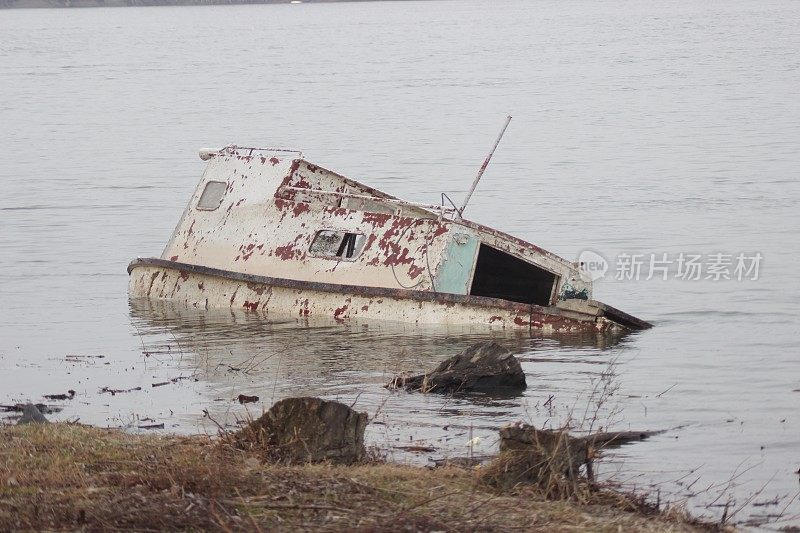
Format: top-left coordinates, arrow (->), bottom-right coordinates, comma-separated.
1,0 -> 799,527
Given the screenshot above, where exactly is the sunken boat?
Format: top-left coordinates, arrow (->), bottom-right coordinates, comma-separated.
128,145 -> 651,334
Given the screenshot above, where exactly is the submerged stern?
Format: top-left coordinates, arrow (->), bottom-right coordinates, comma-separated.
129,258 -> 634,334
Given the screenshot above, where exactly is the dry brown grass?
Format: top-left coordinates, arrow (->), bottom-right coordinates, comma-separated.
0,424 -> 715,532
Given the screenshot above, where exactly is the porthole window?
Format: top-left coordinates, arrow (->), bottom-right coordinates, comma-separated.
197,181 -> 227,210
309,230 -> 366,260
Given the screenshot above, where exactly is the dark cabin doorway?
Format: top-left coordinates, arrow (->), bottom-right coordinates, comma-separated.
469,244 -> 557,306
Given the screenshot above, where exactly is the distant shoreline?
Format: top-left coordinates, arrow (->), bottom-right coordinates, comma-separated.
1,0 -> 398,8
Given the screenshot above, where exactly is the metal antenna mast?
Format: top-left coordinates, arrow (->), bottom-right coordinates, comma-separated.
458,115 -> 512,217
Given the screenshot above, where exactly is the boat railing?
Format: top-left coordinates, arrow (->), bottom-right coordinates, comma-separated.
220,145 -> 305,158
279,186 -> 459,218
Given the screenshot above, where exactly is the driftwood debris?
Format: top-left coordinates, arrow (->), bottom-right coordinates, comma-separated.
388,342 -> 526,394
584,429 -> 666,448
100,386 -> 142,396
152,376 -> 196,388
43,390 -> 76,401
482,423 -> 664,493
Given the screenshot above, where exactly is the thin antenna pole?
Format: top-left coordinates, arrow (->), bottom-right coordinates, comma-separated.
458,115 -> 512,217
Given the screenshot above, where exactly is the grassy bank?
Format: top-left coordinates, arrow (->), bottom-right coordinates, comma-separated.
0,424 -> 712,531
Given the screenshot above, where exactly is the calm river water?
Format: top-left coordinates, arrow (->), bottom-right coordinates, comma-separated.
1,0 -> 798,528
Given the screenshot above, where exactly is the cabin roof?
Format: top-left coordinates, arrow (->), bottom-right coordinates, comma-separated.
204,145 -> 576,271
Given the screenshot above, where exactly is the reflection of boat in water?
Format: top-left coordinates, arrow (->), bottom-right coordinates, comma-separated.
128,298 -> 629,463
127,298 -> 630,435
128,145 -> 651,334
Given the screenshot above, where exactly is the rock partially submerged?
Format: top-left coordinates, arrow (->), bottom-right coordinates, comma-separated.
17,403 -> 49,425
481,422 -> 590,494
235,397 -> 367,465
482,422 -> 665,493
502,423 -> 589,475
388,341 -> 526,394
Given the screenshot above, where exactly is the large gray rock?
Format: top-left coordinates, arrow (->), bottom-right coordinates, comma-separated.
389,341 -> 526,393
17,403 -> 49,425
235,397 -> 367,465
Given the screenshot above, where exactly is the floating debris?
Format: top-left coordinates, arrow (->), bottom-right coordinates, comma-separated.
152,376 -> 196,388
237,394 -> 259,404
43,390 -> 76,401
100,386 -> 142,396
1,403 -> 62,415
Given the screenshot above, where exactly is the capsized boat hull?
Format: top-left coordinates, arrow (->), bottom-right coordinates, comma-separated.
128,258 -> 646,334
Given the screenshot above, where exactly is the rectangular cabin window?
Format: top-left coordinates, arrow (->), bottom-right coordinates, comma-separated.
470,244 -> 557,306
309,230 -> 366,260
197,181 -> 227,210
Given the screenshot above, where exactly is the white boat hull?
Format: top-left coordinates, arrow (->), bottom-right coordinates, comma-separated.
128,259 -> 630,334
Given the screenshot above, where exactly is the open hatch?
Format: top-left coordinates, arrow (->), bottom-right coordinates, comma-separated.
470,244 -> 557,306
